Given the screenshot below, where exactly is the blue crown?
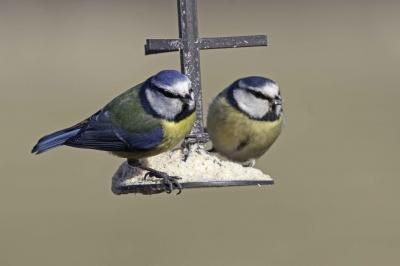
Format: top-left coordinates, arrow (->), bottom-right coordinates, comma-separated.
238,76 -> 276,89
152,70 -> 190,88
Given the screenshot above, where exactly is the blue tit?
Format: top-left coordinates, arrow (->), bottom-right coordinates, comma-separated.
207,76 -> 283,165
32,70 -> 195,193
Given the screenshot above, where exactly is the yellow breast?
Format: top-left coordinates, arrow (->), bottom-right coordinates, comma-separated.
158,112 -> 196,151
114,112 -> 195,160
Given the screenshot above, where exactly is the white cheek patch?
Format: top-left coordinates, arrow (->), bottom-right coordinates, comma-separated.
146,89 -> 182,120
233,89 -> 269,119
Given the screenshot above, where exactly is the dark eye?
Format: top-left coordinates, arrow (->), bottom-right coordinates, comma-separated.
160,89 -> 179,99
249,90 -> 269,100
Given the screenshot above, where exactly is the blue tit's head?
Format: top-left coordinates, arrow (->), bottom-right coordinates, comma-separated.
141,70 -> 195,121
227,76 -> 283,121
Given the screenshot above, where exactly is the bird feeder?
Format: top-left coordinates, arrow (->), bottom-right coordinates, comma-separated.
112,0 -> 274,195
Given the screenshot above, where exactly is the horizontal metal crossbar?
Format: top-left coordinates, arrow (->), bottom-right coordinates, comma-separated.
145,35 -> 267,55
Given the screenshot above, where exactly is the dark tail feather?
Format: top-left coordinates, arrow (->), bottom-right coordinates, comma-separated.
32,126 -> 82,154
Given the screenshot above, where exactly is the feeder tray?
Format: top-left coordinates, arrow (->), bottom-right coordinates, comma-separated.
112,145 -> 274,195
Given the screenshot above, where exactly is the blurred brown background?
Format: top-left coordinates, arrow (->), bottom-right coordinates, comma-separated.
1,0 -> 399,265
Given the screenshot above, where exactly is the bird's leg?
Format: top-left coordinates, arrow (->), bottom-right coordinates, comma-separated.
182,130 -> 210,161
181,135 -> 197,161
242,159 -> 256,168
127,159 -> 182,194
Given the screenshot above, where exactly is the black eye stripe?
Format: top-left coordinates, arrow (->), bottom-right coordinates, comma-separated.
249,90 -> 270,100
159,89 -> 180,99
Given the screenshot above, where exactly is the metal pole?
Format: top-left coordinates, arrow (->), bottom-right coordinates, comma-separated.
178,0 -> 208,146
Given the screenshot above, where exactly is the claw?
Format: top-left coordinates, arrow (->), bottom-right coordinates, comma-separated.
143,172 -> 151,180
160,175 -> 182,195
142,169 -> 183,195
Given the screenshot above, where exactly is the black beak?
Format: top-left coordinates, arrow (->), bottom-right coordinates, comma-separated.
272,96 -> 282,106
183,93 -> 193,104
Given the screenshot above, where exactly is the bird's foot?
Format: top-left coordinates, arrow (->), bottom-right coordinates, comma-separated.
127,159 -> 183,194
144,170 -> 182,195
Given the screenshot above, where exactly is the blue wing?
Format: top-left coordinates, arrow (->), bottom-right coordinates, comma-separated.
65,110 -> 164,152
